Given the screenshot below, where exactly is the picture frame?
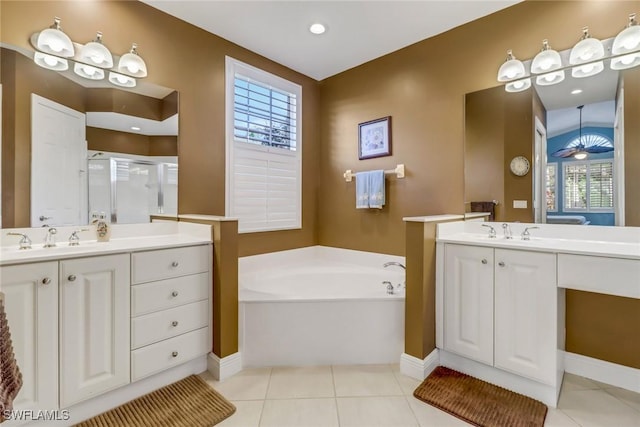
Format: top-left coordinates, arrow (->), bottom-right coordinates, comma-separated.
358,116 -> 392,160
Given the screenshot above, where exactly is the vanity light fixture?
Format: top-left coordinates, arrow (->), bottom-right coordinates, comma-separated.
611,13 -> 640,70
498,12 -> 640,92
36,17 -> 75,57
309,23 -> 326,35
531,39 -> 565,86
108,71 -> 136,88
570,27 -> 605,78
497,50 -> 526,81
77,32 -> 113,68
117,43 -> 147,78
33,51 -> 68,71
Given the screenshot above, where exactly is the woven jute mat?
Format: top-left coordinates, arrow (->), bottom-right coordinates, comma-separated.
413,366 -> 548,427
74,375 -> 235,427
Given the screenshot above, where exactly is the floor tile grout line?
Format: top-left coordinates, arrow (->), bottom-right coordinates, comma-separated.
256,367 -> 273,427
331,365 -> 342,427
601,388 -> 640,415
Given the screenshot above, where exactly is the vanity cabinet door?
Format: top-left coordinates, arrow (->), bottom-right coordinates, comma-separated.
494,249 -> 557,385
443,244 -> 494,365
59,254 -> 130,408
0,262 -> 58,419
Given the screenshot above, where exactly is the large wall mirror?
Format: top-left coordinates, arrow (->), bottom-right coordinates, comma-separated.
1,45 -> 179,228
464,46 -> 639,227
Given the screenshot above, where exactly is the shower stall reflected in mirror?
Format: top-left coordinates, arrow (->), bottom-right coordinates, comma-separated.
88,152 -> 178,224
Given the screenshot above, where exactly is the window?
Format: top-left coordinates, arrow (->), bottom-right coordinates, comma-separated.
225,57 -> 302,233
545,163 -> 557,212
563,160 -> 613,212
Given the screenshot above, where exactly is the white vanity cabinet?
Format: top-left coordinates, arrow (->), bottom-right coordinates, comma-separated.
0,262 -> 58,420
59,254 -> 130,408
443,244 -> 559,385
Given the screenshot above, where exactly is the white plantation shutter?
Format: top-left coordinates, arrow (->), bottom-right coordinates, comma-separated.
226,57 -> 302,233
589,161 -> 613,210
563,160 -> 614,212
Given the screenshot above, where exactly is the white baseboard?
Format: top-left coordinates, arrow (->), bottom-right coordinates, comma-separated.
208,351 -> 242,381
399,349 -> 439,380
564,352 -> 640,393
25,357 -> 207,427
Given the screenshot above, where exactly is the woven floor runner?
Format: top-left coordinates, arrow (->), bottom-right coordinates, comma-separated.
74,375 -> 235,427
413,366 -> 547,427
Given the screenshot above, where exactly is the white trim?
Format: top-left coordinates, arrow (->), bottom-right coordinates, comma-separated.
28,357 -> 207,427
400,349 -> 440,380
439,350 -> 561,407
564,352 -> 640,393
534,116 -> 547,224
207,351 -> 243,381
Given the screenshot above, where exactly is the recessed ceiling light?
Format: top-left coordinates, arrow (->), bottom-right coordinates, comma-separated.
131,126 -> 141,131
571,89 -> 583,95
309,23 -> 326,35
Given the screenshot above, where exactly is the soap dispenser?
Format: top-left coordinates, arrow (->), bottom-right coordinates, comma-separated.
95,212 -> 111,242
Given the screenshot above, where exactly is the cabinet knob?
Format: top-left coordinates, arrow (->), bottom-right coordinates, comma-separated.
481,259 -> 488,264
41,277 -> 51,285
68,274 -> 77,282
498,261 -> 506,267
171,261 -> 179,268
172,351 -> 178,358
171,291 -> 179,297
171,321 -> 179,327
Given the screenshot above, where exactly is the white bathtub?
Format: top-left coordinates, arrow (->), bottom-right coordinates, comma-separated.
239,246 -> 405,367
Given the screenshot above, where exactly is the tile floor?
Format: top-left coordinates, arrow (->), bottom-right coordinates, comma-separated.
200,366 -> 640,427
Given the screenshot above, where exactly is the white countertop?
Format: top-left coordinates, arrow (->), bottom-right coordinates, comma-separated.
437,221 -> 640,260
0,222 -> 212,266
403,214 -> 465,223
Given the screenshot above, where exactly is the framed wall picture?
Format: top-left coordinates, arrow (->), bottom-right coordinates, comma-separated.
358,116 -> 392,160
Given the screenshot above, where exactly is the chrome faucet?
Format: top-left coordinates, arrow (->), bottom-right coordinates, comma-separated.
481,224 -> 497,238
44,227 -> 57,248
68,229 -> 90,246
383,262 -> 406,289
7,232 -> 32,250
521,226 -> 540,241
502,223 -> 513,239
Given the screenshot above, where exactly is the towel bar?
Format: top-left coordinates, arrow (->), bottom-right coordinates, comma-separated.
344,164 -> 405,182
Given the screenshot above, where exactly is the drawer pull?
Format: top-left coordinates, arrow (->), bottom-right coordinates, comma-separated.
498,261 -> 506,267
171,321 -> 179,327
68,274 -> 77,282
172,351 -> 178,358
41,277 -> 51,285
171,261 -> 179,268
171,291 -> 179,297
481,259 -> 488,265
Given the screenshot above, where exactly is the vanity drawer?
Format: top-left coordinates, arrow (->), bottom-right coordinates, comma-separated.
558,254 -> 640,299
131,273 -> 209,316
132,245 -> 209,284
131,327 -> 209,382
131,300 -> 209,349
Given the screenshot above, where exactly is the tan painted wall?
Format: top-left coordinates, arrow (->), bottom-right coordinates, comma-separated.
318,0 -> 639,255
87,127 -> 178,156
1,0 -> 319,254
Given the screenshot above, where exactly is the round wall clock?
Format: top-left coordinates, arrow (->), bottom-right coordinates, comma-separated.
510,156 -> 530,176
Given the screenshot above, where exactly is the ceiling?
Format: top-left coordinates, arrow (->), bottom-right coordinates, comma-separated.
546,100 -> 616,139
86,112 -> 179,136
141,0 -> 522,81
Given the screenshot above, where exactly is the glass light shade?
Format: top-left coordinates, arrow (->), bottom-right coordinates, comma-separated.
74,63 -> 105,80
531,40 -> 562,74
535,70 -> 565,86
497,50 -> 526,81
33,52 -> 68,71
78,35 -> 113,68
572,61 -> 604,78
574,151 -> 588,160
505,78 -> 531,92
109,72 -> 136,88
36,19 -> 74,57
610,52 -> 640,70
570,37 -> 605,64
612,22 -> 640,53
117,44 -> 147,78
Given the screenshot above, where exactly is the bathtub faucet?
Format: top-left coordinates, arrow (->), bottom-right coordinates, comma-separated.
383,262 -> 406,289
383,281 -> 395,295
